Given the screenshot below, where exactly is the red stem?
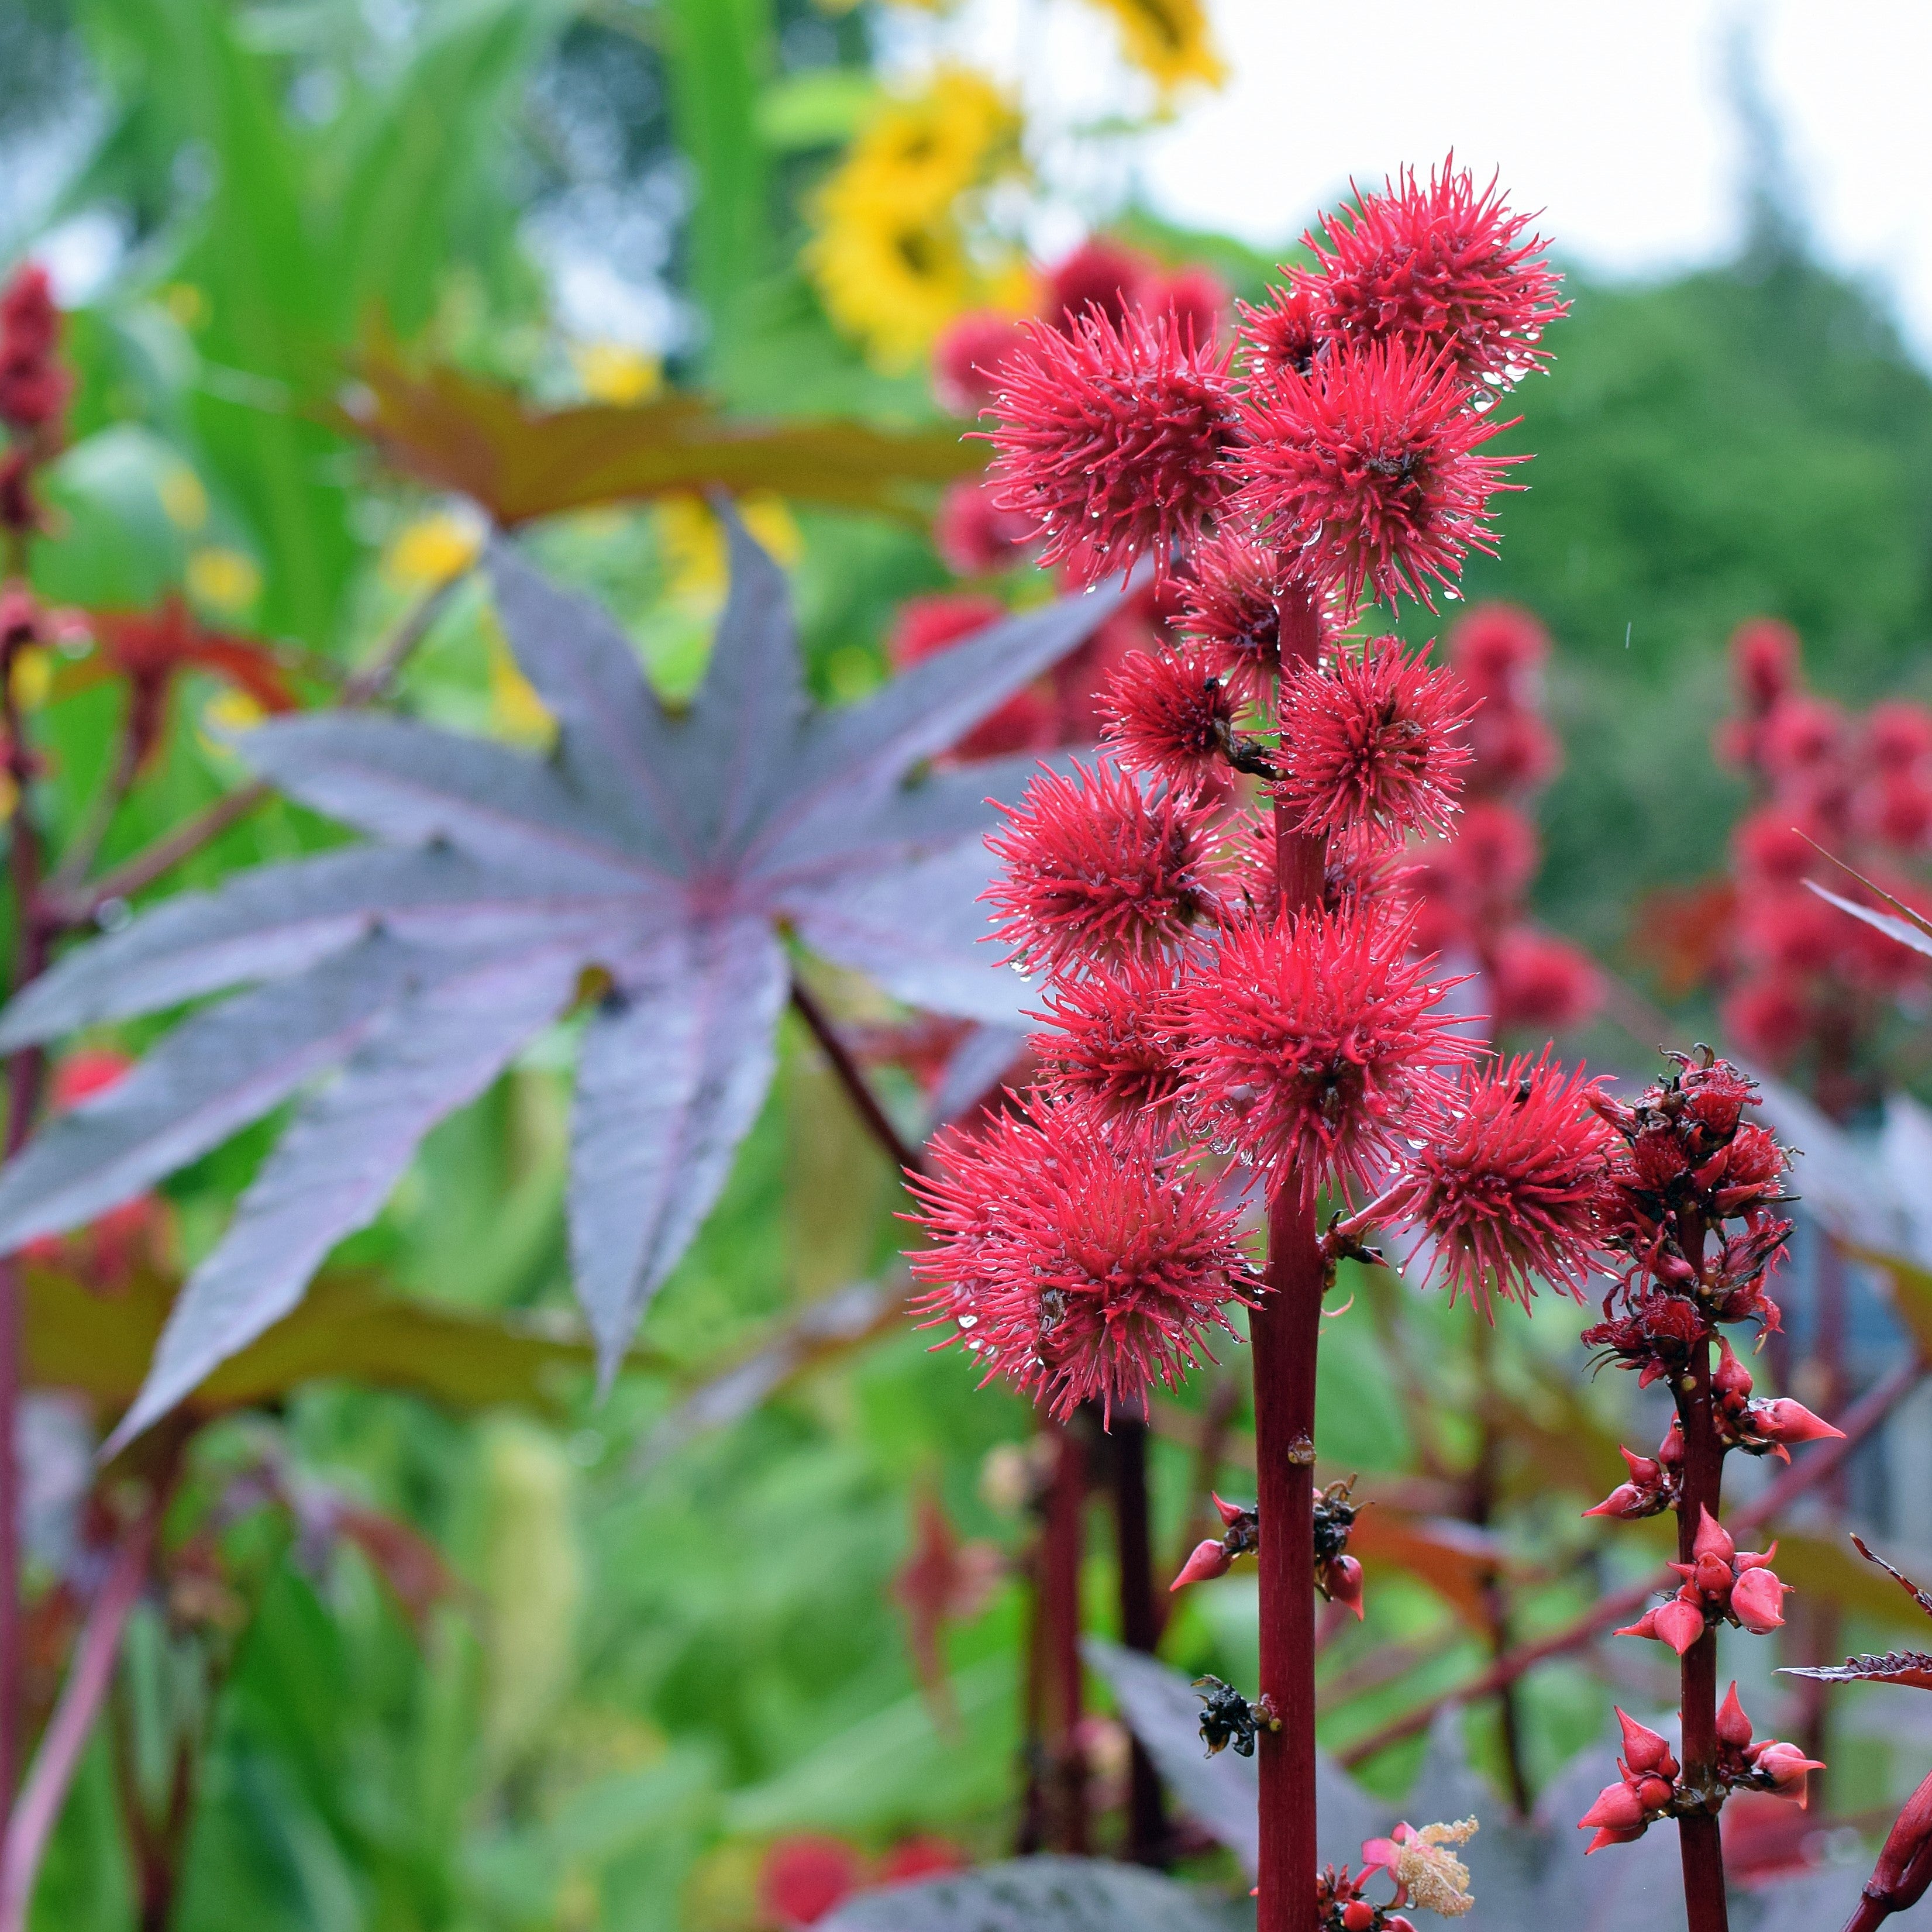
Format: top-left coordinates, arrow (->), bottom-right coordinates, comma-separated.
0,1498 -> 158,1931
1108,1401 -> 1169,1865
1843,1765 -> 1932,1931
1673,1332 -> 1730,1932
788,976 -> 925,1177
1253,586 -> 1327,1932
1338,1351 -> 1923,1765
1043,1420 -> 1087,1853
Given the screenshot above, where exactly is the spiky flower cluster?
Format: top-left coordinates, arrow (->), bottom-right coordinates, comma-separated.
1,260 -> 68,538
912,161 -> 1604,1441
907,1108 -> 1253,1420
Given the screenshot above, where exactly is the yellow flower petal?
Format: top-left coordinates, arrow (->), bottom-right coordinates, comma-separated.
655,491 -> 800,607
488,626 -> 557,750
186,547 -> 261,616
9,648 -> 51,713
1082,0 -> 1227,94
157,462 -> 209,533
574,342 -> 663,406
384,512 -> 483,592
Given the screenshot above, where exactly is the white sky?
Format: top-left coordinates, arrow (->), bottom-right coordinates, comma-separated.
931,0 -> 1932,361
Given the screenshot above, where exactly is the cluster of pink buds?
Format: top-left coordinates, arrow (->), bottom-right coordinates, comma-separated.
1579,1696 -> 1823,1856
1316,1862 -> 1416,1932
1170,1491 -> 1258,1591
1583,1426 -> 1681,1521
1615,1506 -> 1788,1653
0,261 -> 69,538
1582,1050 -> 1796,1375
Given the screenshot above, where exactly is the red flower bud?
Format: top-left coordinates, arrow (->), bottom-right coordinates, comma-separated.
1614,1707 -> 1676,1776
1583,1482 -> 1645,1521
1170,1538 -> 1233,1592
1693,1551 -> 1734,1598
1717,1682 -> 1754,1749
1751,1397 -> 1844,1446
1713,1337 -> 1753,1402
1619,1597 -> 1706,1655
1583,1823 -> 1647,1855
1634,1775 -> 1675,1812
1752,1740 -> 1826,1804
1730,1564 -> 1789,1633
1691,1505 -> 1735,1565
1579,1781 -> 1646,1833
1341,1902 -> 1375,1931
1213,1492 -> 1250,1527
1620,1445 -> 1662,1487
1323,1554 -> 1365,1620
1386,1918 -> 1417,1932
1657,1419 -> 1685,1466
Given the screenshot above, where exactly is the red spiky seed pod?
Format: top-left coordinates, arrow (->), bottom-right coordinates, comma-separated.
1489,927 -> 1600,1031
1232,336 -> 1521,615
1032,955 -> 1191,1126
934,476 -> 1038,575
1866,700 -> 1932,776
1101,646 -> 1241,794
1180,904 -> 1471,1197
1301,159 -> 1568,387
1400,1051 -> 1613,1312
1044,236 -> 1149,330
905,1106 -> 1252,1421
984,307 -> 1238,586
1275,635 -> 1474,842
1237,281 -> 1324,379
1448,600 -> 1549,704
985,759 -> 1224,977
932,308 -> 1031,418
1174,529 -> 1291,704
1148,264 -> 1230,347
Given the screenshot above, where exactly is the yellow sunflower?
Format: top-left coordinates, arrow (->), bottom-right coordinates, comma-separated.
806,67 -> 1026,369
1082,0 -> 1226,96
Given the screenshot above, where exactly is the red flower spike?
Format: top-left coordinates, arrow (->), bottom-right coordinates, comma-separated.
1447,799 -> 1539,899
906,1107 -> 1251,1422
1232,335 -> 1521,615
1730,1564 -> 1789,1633
1322,1552 -> 1365,1619
1730,618 -> 1800,714
1301,160 -> 1568,385
1275,635 -> 1475,842
1489,927 -> 1600,1030
1867,700 -> 1932,776
1751,1396 -> 1843,1447
1399,1050 -> 1614,1313
984,307 -> 1238,587
1449,601 -> 1549,703
984,759 -> 1224,977
1101,646 -> 1240,794
1237,282 -> 1324,379
934,477 -> 1038,576
1180,903 -> 1472,1199
1032,956 -> 1191,1127
1171,1537 -> 1235,1591
1717,1682 -> 1754,1750
1044,237 -> 1149,330
1615,1707 -> 1676,1777
1173,530 -> 1291,704
0,261 -> 72,433
932,310 -> 1031,418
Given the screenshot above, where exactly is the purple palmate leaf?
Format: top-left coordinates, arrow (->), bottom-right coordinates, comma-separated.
0,515 -> 1127,1432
